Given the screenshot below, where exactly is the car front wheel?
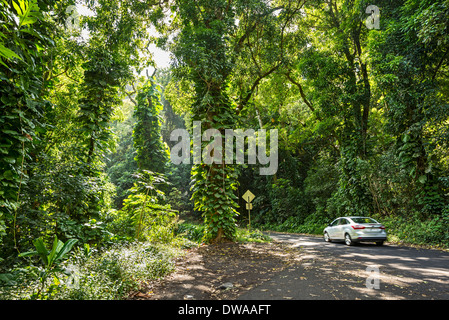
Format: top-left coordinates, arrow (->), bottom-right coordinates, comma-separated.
324,232 -> 331,242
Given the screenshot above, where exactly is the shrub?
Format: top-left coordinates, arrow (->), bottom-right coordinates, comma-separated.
257,214 -> 328,235
56,242 -> 181,300
0,242 -> 182,300
374,209 -> 449,248
108,193 -> 178,243
266,179 -> 310,224
235,228 -> 271,243
176,223 -> 205,243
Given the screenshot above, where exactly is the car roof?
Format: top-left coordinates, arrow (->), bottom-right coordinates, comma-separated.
334,216 -> 369,219
335,216 -> 377,221
346,216 -> 374,219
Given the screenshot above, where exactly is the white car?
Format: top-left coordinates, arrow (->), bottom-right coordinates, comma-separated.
323,216 -> 387,246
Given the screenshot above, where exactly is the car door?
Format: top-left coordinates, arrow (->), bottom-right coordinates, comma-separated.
337,218 -> 350,240
327,219 -> 340,238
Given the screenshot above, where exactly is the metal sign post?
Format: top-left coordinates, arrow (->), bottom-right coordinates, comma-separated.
242,190 -> 255,231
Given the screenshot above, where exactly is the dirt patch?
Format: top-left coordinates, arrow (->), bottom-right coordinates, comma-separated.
129,241 -> 300,300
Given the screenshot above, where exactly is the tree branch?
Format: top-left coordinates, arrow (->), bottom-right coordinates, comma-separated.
233,6 -> 284,54
432,50 -> 448,81
285,71 -> 316,115
237,62 -> 281,113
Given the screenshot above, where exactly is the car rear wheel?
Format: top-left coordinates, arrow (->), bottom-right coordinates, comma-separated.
344,233 -> 354,246
324,232 -> 331,242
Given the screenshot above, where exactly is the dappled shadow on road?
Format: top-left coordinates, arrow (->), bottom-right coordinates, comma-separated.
253,232 -> 449,300
131,232 -> 449,300
338,247 -> 449,298
132,242 -> 299,300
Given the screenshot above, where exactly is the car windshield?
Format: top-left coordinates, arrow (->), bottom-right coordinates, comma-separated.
351,217 -> 378,224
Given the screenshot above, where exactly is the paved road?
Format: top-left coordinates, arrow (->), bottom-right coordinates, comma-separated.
238,232 -> 449,300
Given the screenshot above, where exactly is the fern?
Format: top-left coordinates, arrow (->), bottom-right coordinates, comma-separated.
12,0 -> 40,29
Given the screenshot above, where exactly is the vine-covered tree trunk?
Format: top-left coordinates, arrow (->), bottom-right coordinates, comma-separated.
173,0 -> 241,242
133,80 -> 167,174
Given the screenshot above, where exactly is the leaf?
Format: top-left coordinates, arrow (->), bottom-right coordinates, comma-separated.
18,250 -> 38,258
21,16 -> 37,26
0,273 -> 17,285
3,157 -> 16,164
32,237 -> 49,266
12,0 -> 23,16
47,237 -> 64,266
0,44 -> 22,61
0,58 -> 8,68
12,0 -> 40,29
2,129 -> 19,136
418,175 -> 427,184
54,239 -> 78,262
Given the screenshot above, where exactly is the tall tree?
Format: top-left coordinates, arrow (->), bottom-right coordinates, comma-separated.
280,0 -> 376,215
133,78 -> 168,173
368,0 -> 449,216
169,0 -> 303,242
0,0 -> 58,251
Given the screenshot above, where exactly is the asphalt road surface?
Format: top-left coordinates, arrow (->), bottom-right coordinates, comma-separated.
238,232 -> 449,300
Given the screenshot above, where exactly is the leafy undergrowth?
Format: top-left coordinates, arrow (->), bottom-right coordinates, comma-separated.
0,241 -> 183,300
256,215 -> 328,237
0,223 -> 271,300
175,222 -> 271,244
376,213 -> 449,250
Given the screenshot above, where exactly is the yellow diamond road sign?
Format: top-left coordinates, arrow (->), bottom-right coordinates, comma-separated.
243,190 -> 255,203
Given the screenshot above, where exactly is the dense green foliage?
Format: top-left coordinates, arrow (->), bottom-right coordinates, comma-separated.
133,80 -> 168,173
231,0 -> 449,241
1,0 -> 448,300
1,241 -> 181,299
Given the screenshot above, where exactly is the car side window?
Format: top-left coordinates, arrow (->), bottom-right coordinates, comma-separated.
339,219 -> 348,225
330,219 -> 339,227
